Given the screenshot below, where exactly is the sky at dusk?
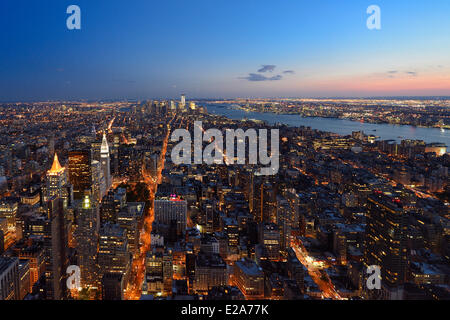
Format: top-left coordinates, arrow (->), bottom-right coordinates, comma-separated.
1,0 -> 450,101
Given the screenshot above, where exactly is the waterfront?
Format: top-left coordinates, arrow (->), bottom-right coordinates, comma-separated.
206,104 -> 449,146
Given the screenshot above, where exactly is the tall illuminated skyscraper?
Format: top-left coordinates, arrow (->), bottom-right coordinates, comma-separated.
180,94 -> 186,108
74,195 -> 99,288
91,160 -> 106,202
44,153 -> 72,208
68,150 -> 92,200
101,133 -> 112,192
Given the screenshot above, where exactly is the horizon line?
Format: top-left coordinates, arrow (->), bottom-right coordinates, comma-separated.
2,95 -> 450,104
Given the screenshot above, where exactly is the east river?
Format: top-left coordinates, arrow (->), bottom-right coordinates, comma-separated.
206,104 -> 449,146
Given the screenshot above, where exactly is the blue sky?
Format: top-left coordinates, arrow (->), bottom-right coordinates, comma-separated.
1,0 -> 450,101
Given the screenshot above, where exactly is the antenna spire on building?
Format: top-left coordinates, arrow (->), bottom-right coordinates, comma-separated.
101,132 -> 109,154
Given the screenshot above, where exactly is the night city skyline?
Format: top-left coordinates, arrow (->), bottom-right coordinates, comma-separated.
0,0 -> 449,311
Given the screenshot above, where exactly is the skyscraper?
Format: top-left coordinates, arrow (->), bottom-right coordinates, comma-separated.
91,160 -> 106,202
44,197 -> 68,300
10,239 -> 45,293
258,223 -> 281,261
365,193 -> 408,299
100,188 -> 126,224
101,273 -> 124,300
251,177 -> 277,223
0,257 -> 20,300
68,150 -> 92,200
276,198 -> 292,253
98,222 -> 130,277
118,202 -> 144,258
154,197 -> 187,239
74,195 -> 100,288
101,133 -> 112,192
44,153 -> 72,208
180,94 -> 186,108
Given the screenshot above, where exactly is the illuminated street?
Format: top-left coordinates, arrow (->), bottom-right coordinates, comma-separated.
291,240 -> 343,300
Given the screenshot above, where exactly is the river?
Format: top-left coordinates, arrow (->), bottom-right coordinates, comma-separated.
205,104 -> 449,146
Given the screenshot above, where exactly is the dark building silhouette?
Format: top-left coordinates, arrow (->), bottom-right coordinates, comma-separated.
365,193 -> 408,299
101,273 -> 124,300
44,197 -> 69,300
68,150 -> 92,200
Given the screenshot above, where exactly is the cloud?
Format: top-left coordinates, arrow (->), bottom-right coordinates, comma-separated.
240,73 -> 283,82
258,65 -> 276,73
378,70 -> 418,78
239,65 -> 294,82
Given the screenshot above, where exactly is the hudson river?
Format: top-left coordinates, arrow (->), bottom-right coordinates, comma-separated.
206,104 -> 449,146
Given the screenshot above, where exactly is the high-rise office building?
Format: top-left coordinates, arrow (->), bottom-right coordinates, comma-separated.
145,249 -> 164,294
223,217 -> 239,255
98,222 -> 130,277
170,100 -> 176,111
162,250 -> 173,294
68,150 -> 92,200
11,239 -> 46,293
154,198 -> 187,239
0,199 -> 18,231
365,193 -> 408,299
101,273 -> 124,300
112,134 -> 120,175
180,94 -> 186,108
44,197 -> 69,300
251,178 -> 277,223
91,140 -> 102,162
91,160 -> 106,202
44,153 -> 72,208
117,202 -> 144,257
100,188 -> 126,224
276,198 -> 292,252
18,259 -> 31,299
0,257 -> 20,300
286,248 -> 305,292
258,223 -> 281,261
101,133 -> 112,192
74,195 -> 99,288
